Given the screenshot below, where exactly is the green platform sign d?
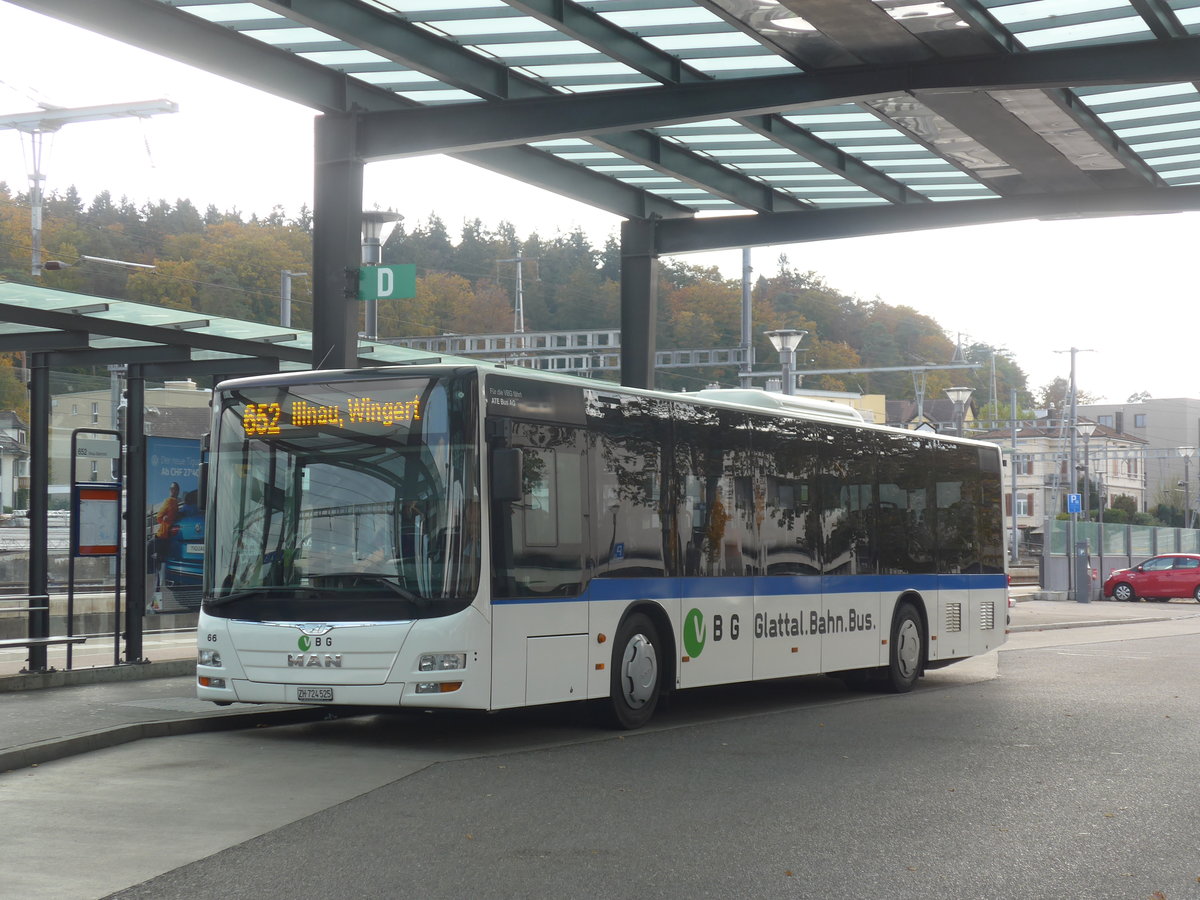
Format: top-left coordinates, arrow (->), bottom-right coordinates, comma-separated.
358,264 -> 416,301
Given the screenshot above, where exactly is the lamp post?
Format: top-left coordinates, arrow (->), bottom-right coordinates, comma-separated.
1076,421 -> 1096,523
280,270 -> 307,328
361,210 -> 402,341
1097,471 -> 1106,591
765,329 -> 807,395
1177,446 -> 1195,529
943,386 -> 973,436
1073,420 -> 1097,603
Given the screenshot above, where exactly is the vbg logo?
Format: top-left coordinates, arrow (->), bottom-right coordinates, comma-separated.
297,635 -> 312,652
683,608 -> 706,658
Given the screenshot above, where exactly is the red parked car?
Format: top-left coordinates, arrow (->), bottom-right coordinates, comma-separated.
1103,554 -> 1200,602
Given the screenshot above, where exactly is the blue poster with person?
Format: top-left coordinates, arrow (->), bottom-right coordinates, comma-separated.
146,436 -> 203,614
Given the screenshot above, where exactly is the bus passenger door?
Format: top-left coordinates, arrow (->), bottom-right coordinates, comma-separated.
489,421 -> 591,709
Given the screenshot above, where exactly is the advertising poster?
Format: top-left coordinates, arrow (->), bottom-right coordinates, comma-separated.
146,436 -> 203,614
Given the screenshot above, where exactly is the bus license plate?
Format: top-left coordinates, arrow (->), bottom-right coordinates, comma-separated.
297,687 -> 333,702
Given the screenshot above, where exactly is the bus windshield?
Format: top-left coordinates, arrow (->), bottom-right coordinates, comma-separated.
205,372 -> 480,621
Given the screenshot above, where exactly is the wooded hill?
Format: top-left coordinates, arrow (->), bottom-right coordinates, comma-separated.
0,185 -> 1032,407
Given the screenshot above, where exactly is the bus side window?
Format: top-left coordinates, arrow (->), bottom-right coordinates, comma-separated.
495,424 -> 588,598
674,402 -> 756,578
589,395 -> 669,578
877,433 -> 936,575
756,415 -> 821,577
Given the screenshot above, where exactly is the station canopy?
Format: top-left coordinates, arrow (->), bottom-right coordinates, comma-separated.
18,0 -> 1200,256
0,282 -> 439,376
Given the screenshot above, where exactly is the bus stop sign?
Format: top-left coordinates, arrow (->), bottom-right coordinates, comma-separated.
359,264 -> 416,301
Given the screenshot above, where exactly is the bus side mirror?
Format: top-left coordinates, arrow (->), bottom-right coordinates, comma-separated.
492,448 -> 523,503
198,433 -> 209,513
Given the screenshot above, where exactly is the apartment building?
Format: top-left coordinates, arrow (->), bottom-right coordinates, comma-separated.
1078,398 -> 1200,517
975,417 -> 1146,546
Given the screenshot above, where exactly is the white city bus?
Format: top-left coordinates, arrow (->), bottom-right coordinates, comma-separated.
196,364 -> 1006,728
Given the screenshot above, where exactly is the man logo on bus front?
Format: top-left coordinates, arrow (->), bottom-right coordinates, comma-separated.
683,608 -> 706,658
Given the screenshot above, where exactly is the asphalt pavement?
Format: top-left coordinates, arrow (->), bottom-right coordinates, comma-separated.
3,592 -> 1200,774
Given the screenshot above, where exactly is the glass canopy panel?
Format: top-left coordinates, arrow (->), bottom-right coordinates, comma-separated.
678,0 -> 838,67
1099,101 -> 1200,124
642,32 -> 762,51
471,39 -> 608,66
781,105 -> 993,200
1074,82 -> 1200,184
985,0 -> 1130,24
240,27 -> 341,47
172,3 -> 289,25
1173,3 -> 1200,34
688,55 -> 798,77
393,89 -> 490,103
432,16 -> 556,36
298,49 -> 405,66
981,0 -> 1152,49
375,0 -> 510,13
352,70 -> 441,85
520,61 -> 651,78
594,7 -> 731,29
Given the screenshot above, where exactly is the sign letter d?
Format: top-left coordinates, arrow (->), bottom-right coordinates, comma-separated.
376,267 -> 394,298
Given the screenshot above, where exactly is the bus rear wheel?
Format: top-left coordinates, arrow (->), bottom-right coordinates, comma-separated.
883,602 -> 923,693
605,613 -> 661,729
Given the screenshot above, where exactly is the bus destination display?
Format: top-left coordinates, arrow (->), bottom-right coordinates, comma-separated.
243,395 -> 422,436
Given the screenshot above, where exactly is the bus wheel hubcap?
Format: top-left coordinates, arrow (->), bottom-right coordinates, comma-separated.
896,619 -> 919,679
621,634 -> 657,708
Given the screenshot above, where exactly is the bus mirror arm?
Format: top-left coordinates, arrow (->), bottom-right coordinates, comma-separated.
199,433 -> 210,513
491,448 -> 523,503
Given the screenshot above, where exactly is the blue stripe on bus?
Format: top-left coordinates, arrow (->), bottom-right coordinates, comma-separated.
491,572 -> 1007,606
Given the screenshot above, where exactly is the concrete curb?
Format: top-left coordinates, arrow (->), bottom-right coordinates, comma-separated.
1008,616 -> 1172,633
0,659 -> 196,693
0,705 -> 338,773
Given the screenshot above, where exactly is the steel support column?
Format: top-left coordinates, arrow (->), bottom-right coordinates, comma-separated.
124,366 -> 146,662
619,218 -> 658,389
27,353 -> 49,672
313,113 -> 364,370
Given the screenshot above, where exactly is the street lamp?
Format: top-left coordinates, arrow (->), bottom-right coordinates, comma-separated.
361,210 -> 402,341
943,386 -> 973,436
1178,446 -> 1195,528
765,329 -> 807,395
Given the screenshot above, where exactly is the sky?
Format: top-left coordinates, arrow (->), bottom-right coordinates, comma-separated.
1,3 -> 1196,405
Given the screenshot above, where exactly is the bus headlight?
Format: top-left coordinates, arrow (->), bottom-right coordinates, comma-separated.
419,652 -> 466,672
198,649 -> 223,667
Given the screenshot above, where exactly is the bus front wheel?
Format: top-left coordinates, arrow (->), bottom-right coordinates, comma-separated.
605,613 -> 662,729
884,602 -> 923,693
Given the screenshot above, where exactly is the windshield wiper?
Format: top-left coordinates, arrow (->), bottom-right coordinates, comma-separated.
311,572 -> 424,603
357,574 -> 423,603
